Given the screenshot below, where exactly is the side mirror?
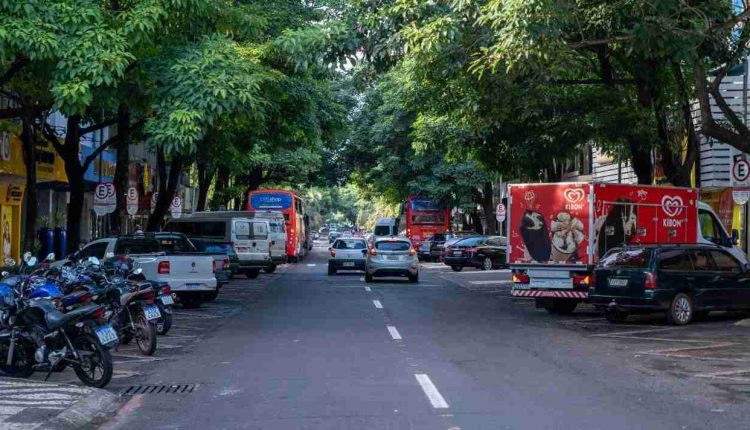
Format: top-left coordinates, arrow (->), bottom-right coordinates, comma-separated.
22,251 -> 32,263
27,257 -> 37,267
732,229 -> 740,246
45,253 -> 55,262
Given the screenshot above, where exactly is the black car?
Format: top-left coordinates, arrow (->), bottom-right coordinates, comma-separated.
443,236 -> 506,271
590,244 -> 750,325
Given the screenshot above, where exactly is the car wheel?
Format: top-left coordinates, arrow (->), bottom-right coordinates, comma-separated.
604,309 -> 628,324
365,273 -> 373,283
451,266 -> 463,272
481,257 -> 493,271
264,264 -> 277,274
245,269 -> 260,279
328,265 -> 336,276
667,293 -> 693,325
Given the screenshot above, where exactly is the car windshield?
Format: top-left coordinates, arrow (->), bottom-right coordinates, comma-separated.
375,241 -> 411,251
599,248 -> 653,269
374,225 -> 391,235
334,239 -> 367,250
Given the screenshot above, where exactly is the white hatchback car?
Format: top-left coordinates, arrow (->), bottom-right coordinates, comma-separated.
328,237 -> 369,275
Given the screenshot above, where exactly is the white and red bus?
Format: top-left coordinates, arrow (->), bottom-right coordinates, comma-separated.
247,189 -> 310,262
399,196 -> 451,249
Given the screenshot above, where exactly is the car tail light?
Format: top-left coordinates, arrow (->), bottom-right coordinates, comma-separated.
466,247 -> 478,253
223,257 -> 230,269
408,248 -> 416,256
330,249 -> 336,257
573,273 -> 594,287
644,272 -> 657,289
512,273 -> 530,284
158,261 -> 170,275
369,248 -> 377,256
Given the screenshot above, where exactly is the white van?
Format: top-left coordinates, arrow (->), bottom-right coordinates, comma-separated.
165,213 -> 273,278
374,218 -> 397,236
245,210 -> 287,268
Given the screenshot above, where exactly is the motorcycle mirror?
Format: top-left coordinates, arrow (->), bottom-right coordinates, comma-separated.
4,258 -> 15,267
133,268 -> 143,276
27,257 -> 37,267
88,257 -> 101,266
45,253 -> 55,261
22,252 -> 32,263
1,271 -> 8,277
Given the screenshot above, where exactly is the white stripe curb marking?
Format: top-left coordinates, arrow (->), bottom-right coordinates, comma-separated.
373,300 -> 383,309
415,374 -> 449,409
387,326 -> 402,340
364,286 -> 371,292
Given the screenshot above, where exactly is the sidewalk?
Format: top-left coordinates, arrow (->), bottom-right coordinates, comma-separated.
0,377 -> 119,429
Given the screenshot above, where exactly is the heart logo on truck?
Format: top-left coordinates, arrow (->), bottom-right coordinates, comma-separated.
661,195 -> 684,217
563,188 -> 585,203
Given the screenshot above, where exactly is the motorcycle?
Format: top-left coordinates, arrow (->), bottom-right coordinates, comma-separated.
0,285 -> 116,388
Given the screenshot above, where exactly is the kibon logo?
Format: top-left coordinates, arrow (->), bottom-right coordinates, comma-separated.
563,188 -> 585,210
661,195 -> 685,228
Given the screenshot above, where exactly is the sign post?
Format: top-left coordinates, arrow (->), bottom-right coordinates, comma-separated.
732,154 -> 750,204
495,203 -> 506,223
126,187 -> 139,216
170,195 -> 183,219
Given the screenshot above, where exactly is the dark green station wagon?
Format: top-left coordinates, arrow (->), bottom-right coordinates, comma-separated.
589,244 -> 750,325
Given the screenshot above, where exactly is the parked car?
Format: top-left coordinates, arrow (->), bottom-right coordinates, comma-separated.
70,235 -> 216,308
418,236 -> 434,261
365,237 -> 419,283
328,231 -> 342,244
439,232 -> 479,260
590,244 -> 750,325
328,237 -> 368,275
189,239 -> 240,278
443,236 -> 507,271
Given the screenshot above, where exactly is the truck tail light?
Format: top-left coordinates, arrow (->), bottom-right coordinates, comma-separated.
158,261 -> 170,275
573,273 -> 594,287
222,257 -> 230,269
512,273 -> 530,284
644,272 -> 657,289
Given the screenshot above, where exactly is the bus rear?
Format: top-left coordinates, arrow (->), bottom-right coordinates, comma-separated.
402,197 -> 451,248
248,190 -> 304,260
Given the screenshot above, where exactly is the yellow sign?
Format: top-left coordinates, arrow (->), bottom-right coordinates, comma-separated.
0,183 -> 24,206
0,132 -> 67,183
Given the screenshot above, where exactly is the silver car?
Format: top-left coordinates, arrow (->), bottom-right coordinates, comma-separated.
328,237 -> 368,275
365,237 -> 419,283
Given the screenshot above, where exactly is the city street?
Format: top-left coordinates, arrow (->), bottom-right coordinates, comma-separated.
43,242 -> 743,429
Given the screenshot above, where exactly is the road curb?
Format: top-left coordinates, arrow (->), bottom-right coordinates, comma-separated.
42,384 -> 120,430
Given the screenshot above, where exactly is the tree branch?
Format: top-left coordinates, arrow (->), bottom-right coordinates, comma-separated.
79,117 -> 118,135
42,123 -> 65,154
82,135 -> 119,171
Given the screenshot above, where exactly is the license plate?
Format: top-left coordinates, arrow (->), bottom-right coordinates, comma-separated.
453,251 -> 462,256
143,305 -> 161,321
95,324 -> 118,345
343,262 -> 355,267
387,255 -> 399,261
186,283 -> 203,289
160,294 -> 174,305
609,278 -> 629,287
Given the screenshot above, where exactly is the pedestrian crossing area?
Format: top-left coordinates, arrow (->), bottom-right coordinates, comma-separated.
0,379 -> 93,429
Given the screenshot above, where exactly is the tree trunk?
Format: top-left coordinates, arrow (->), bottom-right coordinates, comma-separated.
481,181 -> 496,235
211,163 -> 230,209
146,149 -> 182,231
627,136 -> 653,184
56,116 -> 86,252
113,104 -> 130,234
20,115 -> 37,252
470,210 -> 484,234
196,161 -> 213,211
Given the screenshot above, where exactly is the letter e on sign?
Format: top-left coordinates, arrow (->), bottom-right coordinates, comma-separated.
732,155 -> 750,187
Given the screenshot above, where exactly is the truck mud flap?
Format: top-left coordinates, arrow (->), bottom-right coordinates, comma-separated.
511,289 -> 587,299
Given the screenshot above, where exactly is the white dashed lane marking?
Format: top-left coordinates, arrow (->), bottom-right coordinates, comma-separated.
414,373 -> 449,409
364,286 -> 371,292
306,264 -> 316,267
387,326 -> 402,340
373,300 -> 383,309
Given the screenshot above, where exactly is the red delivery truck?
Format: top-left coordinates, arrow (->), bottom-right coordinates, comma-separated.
507,182 -> 744,313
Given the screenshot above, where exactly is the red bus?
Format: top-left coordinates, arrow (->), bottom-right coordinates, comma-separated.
399,196 -> 451,248
247,189 -> 310,262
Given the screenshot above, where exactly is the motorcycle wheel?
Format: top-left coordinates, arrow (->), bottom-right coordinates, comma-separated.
156,310 -> 172,335
0,340 -> 35,378
134,314 -> 157,356
72,333 -> 113,388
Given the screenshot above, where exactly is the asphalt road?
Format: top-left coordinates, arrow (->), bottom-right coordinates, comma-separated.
100,243 -> 750,430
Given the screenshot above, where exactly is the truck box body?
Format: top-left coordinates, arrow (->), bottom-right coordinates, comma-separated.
508,183 -> 698,267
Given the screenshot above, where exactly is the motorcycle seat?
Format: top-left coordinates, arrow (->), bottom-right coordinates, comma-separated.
45,303 -> 101,330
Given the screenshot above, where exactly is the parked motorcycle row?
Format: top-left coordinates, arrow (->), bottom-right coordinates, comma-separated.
0,252 -> 174,388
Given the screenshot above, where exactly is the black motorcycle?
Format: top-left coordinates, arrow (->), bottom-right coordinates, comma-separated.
0,294 -> 115,388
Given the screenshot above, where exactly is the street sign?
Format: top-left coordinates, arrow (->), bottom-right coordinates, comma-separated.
171,195 -> 183,219
495,203 -> 506,223
126,187 -> 139,216
93,182 -> 116,216
733,188 -> 750,205
732,155 -> 750,187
